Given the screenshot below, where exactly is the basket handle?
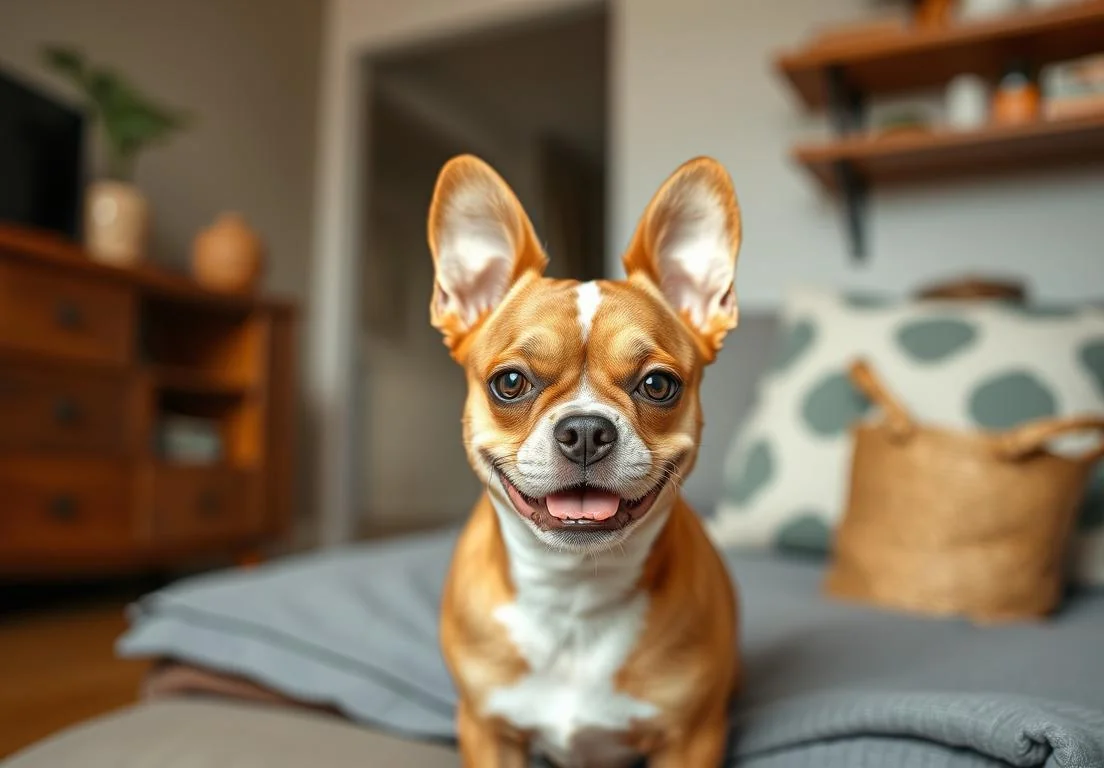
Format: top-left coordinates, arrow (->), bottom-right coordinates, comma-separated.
848,359 -> 917,440
994,416 -> 1104,464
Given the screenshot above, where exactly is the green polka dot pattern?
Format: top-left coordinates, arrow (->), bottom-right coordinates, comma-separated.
776,513 -> 832,554
724,440 -> 773,506
968,371 -> 1058,430
1081,340 -> 1104,398
772,319 -> 816,373
896,318 -> 978,363
1079,466 -> 1104,531
802,372 -> 870,436
844,292 -> 891,309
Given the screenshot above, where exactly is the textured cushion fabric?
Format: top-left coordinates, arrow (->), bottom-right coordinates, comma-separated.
1,700 -> 459,768
118,528 -> 460,741
708,286 -> 1104,585
115,529 -> 1104,766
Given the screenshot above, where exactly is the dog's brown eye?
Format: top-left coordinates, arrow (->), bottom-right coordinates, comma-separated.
636,371 -> 681,404
490,370 -> 532,401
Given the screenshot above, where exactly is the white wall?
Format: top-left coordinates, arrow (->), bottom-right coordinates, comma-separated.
612,0 -> 1104,308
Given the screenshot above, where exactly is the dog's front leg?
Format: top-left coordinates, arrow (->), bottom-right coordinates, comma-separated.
457,700 -> 528,768
649,708 -> 728,768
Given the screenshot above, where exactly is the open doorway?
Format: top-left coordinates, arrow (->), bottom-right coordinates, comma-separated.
357,5 -> 608,538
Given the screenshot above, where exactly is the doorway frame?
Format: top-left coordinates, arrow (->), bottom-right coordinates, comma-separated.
308,0 -> 608,546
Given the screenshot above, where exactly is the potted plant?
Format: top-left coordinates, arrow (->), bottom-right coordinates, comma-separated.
42,45 -> 189,266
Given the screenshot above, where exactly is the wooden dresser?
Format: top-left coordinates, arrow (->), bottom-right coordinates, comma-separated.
0,225 -> 297,577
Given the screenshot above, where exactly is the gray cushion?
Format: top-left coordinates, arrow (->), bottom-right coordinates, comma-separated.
118,529 -> 460,740
115,527 -> 1104,766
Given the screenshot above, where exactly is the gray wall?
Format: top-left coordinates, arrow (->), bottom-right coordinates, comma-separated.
1,0 -> 322,303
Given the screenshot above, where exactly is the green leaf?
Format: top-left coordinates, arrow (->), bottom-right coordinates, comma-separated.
41,45 -> 88,87
40,44 -> 191,174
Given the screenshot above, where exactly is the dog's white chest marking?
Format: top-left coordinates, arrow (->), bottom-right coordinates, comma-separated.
487,592 -> 656,767
483,481 -> 671,768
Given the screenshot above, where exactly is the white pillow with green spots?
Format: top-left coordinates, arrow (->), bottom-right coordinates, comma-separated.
708,285 -> 1104,587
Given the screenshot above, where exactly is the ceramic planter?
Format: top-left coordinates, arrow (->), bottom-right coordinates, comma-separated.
84,180 -> 149,267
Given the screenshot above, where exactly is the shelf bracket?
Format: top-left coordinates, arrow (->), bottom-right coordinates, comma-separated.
825,66 -> 866,135
825,65 -> 868,260
833,160 -> 868,261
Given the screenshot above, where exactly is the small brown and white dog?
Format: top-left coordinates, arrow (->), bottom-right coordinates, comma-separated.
429,154 -> 742,768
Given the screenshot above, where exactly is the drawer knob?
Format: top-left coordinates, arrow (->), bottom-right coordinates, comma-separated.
55,301 -> 84,330
54,398 -> 82,426
49,495 -> 79,523
197,490 -> 222,519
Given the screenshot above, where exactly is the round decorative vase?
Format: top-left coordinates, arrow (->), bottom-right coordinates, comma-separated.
1025,0 -> 1074,8
191,213 -> 265,292
84,180 -> 150,267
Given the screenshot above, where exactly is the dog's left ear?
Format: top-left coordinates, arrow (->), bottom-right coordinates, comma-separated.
428,155 -> 547,360
623,157 -> 742,362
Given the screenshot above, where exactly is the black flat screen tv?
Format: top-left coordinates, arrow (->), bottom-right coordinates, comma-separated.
0,68 -> 85,240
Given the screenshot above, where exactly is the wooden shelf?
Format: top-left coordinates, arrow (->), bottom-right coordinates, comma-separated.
777,1 -> 1104,110
153,367 -> 253,398
0,224 -> 296,315
795,112 -> 1104,190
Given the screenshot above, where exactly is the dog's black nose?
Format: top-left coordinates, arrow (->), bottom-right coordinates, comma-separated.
554,415 -> 618,465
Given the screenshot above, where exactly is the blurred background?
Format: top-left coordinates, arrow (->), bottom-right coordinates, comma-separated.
2,0 -> 1104,759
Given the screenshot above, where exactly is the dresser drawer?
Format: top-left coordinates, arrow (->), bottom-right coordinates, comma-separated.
0,260 -> 134,364
0,366 -> 131,454
0,459 -> 132,552
151,466 -> 260,543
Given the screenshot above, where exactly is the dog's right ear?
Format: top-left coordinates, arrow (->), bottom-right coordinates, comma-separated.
427,155 -> 547,361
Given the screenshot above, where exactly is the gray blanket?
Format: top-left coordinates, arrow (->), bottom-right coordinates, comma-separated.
118,527 -> 1104,767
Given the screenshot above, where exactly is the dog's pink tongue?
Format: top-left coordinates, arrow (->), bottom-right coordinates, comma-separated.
545,489 -> 621,521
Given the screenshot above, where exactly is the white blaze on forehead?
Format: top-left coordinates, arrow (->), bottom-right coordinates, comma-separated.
575,281 -> 602,341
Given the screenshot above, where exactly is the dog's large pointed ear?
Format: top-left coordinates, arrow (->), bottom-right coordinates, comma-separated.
622,157 -> 742,362
427,155 -> 547,360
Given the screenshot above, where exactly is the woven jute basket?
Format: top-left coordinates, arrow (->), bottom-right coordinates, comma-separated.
825,359 -> 1104,623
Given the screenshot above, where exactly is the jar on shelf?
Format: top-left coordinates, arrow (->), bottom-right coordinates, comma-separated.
992,60 -> 1041,124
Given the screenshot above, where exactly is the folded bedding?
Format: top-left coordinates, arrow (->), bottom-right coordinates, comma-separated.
118,528 -> 1104,767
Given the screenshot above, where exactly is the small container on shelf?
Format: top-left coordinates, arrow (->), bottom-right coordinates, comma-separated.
946,74 -> 991,129
914,0 -> 956,28
958,0 -> 1025,22
992,60 -> 1041,124
1041,54 -> 1104,119
1024,0 -> 1079,9
157,415 -> 224,464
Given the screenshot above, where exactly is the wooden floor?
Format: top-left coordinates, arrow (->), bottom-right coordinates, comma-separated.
0,598 -> 149,758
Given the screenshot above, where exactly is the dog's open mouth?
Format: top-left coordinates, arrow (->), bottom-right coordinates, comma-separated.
499,474 -> 665,532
